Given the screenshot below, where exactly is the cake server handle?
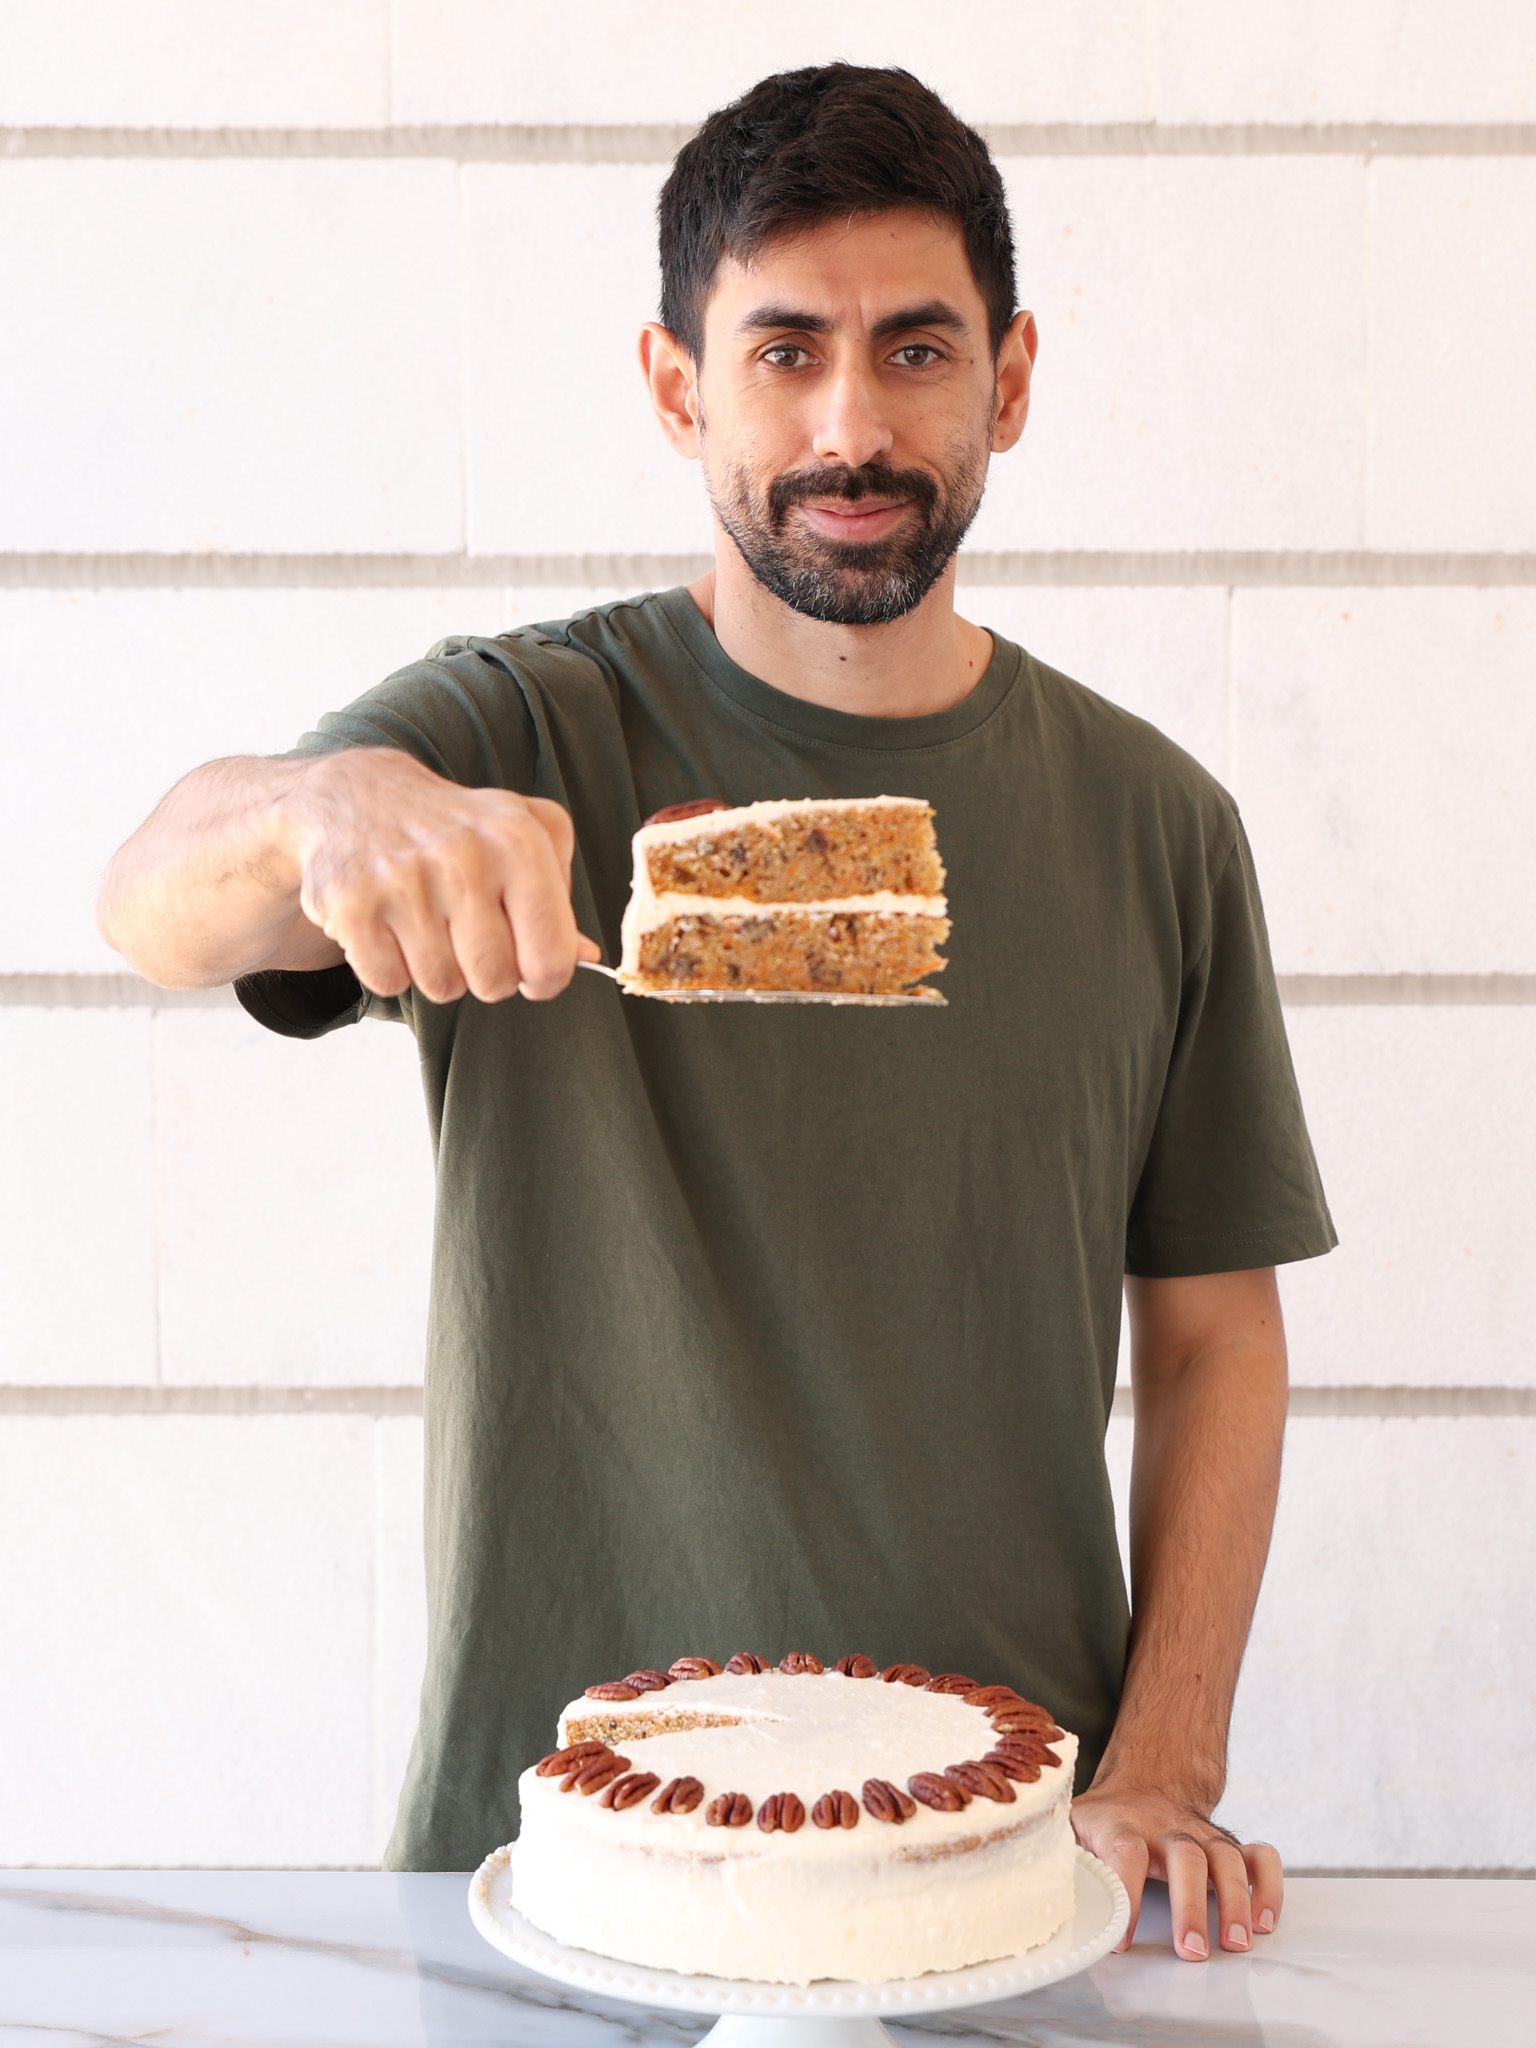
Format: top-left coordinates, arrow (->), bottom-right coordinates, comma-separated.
576,958 -> 621,981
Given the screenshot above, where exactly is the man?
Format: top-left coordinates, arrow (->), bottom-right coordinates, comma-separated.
99,66 -> 1333,1960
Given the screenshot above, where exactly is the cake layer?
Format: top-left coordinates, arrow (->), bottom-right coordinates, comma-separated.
640,797 -> 945,904
510,1665 -> 1078,1984
631,909 -> 950,995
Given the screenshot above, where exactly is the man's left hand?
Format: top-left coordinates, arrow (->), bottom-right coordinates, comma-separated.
1069,1784 -> 1283,1960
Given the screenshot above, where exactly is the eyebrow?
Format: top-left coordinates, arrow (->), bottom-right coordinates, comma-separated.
734,300 -> 972,340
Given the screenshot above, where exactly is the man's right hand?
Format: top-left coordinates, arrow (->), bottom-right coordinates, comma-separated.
281,748 -> 598,1003
98,746 -> 599,1003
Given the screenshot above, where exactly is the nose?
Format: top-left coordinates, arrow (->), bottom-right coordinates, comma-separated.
810,359 -> 894,470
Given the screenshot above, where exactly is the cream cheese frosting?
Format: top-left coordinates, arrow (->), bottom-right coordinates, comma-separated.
510,1668 -> 1077,1984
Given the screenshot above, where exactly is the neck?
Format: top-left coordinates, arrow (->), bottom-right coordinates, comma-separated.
689,525 -> 993,719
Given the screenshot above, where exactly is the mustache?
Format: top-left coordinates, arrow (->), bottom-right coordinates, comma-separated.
767,462 -> 939,530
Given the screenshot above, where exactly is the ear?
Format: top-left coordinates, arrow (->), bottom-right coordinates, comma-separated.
991,310 -> 1037,454
639,323 -> 701,458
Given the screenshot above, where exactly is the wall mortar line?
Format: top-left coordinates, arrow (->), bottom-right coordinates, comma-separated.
3,973 -> 1535,1010
4,122 -> 1536,162
3,550 -> 1534,590
4,1386 -> 1532,1417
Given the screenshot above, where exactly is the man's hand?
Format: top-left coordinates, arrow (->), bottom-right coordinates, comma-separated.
1085,1267 -> 1290,1959
98,745 -> 599,1000
1070,1783 -> 1282,1959
281,748 -> 598,1003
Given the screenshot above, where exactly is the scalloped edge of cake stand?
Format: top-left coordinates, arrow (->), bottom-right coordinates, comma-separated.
470,1842 -> 1127,2048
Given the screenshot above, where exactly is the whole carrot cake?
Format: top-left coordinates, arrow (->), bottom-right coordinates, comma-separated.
616,797 -> 949,1001
501,1653 -> 1077,1983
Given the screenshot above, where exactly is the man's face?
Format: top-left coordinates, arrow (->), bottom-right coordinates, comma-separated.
691,210 -> 1017,627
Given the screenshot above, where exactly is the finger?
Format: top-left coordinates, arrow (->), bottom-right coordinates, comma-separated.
500,813 -> 583,1001
1207,1835 -> 1255,1951
523,795 -> 576,873
438,847 -> 525,1003
1162,1832 -> 1212,1961
576,932 -> 602,963
1074,1818 -> 1148,1952
443,891 -> 525,1003
336,917 -> 414,999
368,853 -> 479,1005
1244,1841 -> 1284,1935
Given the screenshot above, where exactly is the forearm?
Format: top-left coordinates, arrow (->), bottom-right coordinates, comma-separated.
97,753 -> 338,988
1096,1271 -> 1288,1802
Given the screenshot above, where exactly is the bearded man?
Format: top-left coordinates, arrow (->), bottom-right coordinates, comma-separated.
99,65 -> 1334,1960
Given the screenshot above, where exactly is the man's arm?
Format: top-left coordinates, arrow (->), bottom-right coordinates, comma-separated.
97,747 -> 596,1001
1069,1265 -> 1287,1960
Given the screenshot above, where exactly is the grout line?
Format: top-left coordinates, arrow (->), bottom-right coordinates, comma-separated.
1110,1387 -> 1536,1418
1289,1867 -> 1536,1879
8,1385 -> 1534,1417
1277,974 -> 1536,1006
4,972 -> 1534,1011
4,122 -> 1536,162
0,1386 -> 428,1415
3,550 -> 1535,590
0,976 -> 237,1007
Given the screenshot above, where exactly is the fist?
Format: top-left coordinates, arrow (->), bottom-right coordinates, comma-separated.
288,748 -> 600,1004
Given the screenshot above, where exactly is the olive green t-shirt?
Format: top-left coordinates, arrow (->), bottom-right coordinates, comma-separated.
236,585 -> 1334,1871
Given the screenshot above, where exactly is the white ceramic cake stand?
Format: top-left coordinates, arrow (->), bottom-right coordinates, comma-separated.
469,1845 -> 1128,2048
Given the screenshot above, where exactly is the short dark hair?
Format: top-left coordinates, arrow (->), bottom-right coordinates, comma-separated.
658,65 -> 1016,361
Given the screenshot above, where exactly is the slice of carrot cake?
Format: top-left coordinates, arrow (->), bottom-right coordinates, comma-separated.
616,796 -> 949,1000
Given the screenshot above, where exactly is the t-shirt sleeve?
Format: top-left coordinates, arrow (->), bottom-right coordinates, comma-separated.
234,637 -> 540,1041
1124,819 -> 1337,1278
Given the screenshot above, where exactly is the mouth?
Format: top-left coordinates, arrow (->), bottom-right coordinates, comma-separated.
793,499 -> 915,545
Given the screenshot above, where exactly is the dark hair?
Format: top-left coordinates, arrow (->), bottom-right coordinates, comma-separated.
659,65 -> 1016,361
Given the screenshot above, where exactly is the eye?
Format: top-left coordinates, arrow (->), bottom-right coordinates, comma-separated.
891,344 -> 944,368
762,343 -> 815,369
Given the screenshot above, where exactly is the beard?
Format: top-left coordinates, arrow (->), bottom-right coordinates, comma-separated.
705,435 -> 989,628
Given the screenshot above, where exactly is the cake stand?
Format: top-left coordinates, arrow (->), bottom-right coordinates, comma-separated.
469,1845 -> 1129,2048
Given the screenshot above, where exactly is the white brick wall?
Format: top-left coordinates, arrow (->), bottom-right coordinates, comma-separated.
1,0 -> 1531,1873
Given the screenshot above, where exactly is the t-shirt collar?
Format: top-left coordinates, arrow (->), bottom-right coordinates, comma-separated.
655,584 -> 1020,754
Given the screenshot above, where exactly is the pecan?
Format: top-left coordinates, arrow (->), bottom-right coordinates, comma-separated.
601,1771 -> 661,1811
570,1753 -> 631,1795
724,1652 -> 770,1674
990,1733 -> 1064,1767
757,1792 -> 806,1833
536,1741 -> 610,1778
812,1790 -> 861,1829
923,1673 -> 980,1694
706,1792 -> 753,1827
622,1669 -> 672,1694
909,1772 -> 970,1811
668,1655 -> 723,1681
963,1686 -> 1026,1711
880,1664 -> 930,1687
644,799 -> 729,826
985,1748 -> 1042,1783
862,1777 -> 917,1823
945,1761 -> 1016,1803
988,1710 -> 1065,1739
652,1776 -> 705,1815
833,1654 -> 878,1678
585,1682 -> 640,1700
779,1651 -> 824,1675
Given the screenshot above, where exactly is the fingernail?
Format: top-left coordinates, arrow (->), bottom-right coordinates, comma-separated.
1183,1932 -> 1208,1959
1227,1924 -> 1250,1949
1258,1908 -> 1276,1933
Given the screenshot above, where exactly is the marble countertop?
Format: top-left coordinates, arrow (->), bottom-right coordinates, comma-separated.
1,1869 -> 1531,2046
